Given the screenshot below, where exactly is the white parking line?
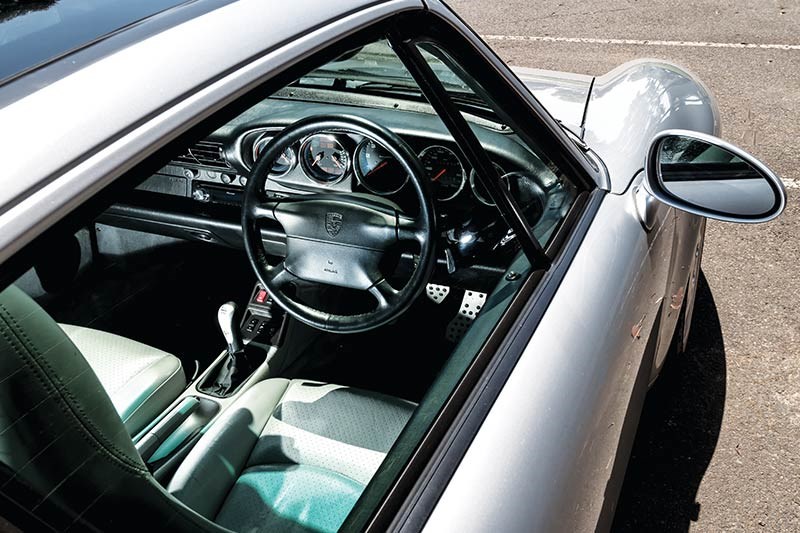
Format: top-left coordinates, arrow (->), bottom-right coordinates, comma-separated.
782,178 -> 800,190
484,35 -> 800,51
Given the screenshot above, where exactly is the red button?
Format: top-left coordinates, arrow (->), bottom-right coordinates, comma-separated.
255,289 -> 268,304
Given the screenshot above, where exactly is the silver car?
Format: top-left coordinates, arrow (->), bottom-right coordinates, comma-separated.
0,1 -> 785,532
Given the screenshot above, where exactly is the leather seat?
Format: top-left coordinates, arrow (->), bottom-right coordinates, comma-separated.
59,324 -> 186,436
1,285 -> 185,436
0,283 -> 414,532
169,378 -> 416,533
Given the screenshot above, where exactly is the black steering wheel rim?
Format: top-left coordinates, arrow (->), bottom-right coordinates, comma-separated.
242,115 -> 436,333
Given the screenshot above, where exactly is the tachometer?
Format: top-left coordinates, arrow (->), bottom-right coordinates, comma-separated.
354,139 -> 408,195
253,136 -> 296,177
300,134 -> 350,184
469,163 -> 505,206
419,145 -> 465,202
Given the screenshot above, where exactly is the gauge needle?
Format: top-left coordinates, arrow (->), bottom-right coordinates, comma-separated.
366,160 -> 388,176
311,152 -> 324,168
331,153 -> 345,169
432,168 -> 446,181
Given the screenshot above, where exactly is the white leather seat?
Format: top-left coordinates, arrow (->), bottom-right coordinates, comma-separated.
60,324 -> 186,436
168,378 -> 415,533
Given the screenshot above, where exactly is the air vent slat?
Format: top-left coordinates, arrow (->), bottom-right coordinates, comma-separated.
173,140 -> 231,170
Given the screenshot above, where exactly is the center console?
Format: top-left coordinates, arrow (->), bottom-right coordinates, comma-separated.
133,282 -> 286,479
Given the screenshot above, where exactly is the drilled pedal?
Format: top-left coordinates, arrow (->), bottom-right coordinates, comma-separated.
446,290 -> 487,343
426,283 -> 451,304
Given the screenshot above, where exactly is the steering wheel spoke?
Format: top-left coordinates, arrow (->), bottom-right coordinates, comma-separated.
369,279 -> 400,310
397,214 -> 426,245
248,200 -> 279,221
266,264 -> 300,292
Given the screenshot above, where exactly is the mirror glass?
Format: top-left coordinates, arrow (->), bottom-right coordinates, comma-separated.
658,135 -> 779,218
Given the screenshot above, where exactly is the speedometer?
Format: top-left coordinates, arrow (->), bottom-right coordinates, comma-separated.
354,139 -> 408,195
419,145 -> 465,202
300,134 -> 350,184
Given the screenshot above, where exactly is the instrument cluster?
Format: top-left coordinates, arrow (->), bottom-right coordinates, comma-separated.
239,128 -> 508,207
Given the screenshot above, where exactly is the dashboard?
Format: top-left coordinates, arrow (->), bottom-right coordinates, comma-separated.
120,93 -> 575,275
236,128 -> 504,207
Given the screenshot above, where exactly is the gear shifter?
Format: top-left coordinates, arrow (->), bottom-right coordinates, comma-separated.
200,302 -> 261,397
218,302 -> 243,355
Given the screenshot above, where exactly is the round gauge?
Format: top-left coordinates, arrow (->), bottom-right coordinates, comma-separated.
354,139 -> 408,195
419,145 -> 466,202
469,163 -> 506,207
252,136 -> 296,177
300,134 -> 350,184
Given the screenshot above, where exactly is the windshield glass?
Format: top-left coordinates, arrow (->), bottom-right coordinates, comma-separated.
297,41 -> 473,94
0,0 -> 190,85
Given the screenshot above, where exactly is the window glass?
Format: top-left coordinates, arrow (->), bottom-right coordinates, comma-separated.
300,40 -> 472,93
415,42 -> 578,247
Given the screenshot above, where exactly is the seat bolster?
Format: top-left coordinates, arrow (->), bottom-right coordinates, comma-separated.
117,354 -> 185,436
60,324 -> 187,435
168,378 -> 291,519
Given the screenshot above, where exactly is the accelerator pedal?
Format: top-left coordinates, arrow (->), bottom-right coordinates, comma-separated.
446,290 -> 487,343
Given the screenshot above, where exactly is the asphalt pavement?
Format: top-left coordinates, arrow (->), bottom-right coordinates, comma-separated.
447,0 -> 800,530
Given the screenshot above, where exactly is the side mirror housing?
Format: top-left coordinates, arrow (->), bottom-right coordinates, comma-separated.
644,130 -> 786,223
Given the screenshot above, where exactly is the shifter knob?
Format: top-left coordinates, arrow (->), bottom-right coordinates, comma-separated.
218,302 -> 243,354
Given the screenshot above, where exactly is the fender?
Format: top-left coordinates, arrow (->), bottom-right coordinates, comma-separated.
513,60 -> 720,194
583,59 -> 721,193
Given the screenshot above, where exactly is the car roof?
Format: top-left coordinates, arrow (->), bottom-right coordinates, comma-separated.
0,0 -> 398,99
0,0 -> 195,86
0,0 -> 423,264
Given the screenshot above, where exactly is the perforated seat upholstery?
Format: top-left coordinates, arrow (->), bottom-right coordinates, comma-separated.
168,379 -> 416,533
60,324 -> 186,436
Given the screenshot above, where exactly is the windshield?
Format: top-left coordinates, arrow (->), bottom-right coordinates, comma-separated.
297,41 -> 473,94
0,0 -> 191,85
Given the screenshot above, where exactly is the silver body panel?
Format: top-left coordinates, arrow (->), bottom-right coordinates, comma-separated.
512,59 -> 720,194
511,66 -> 592,132
0,1 -> 719,531
584,60 -> 721,193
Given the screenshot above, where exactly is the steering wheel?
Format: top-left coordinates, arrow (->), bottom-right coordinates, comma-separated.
241,115 -> 436,333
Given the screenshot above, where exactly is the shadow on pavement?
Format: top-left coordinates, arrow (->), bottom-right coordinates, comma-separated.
612,272 -> 726,532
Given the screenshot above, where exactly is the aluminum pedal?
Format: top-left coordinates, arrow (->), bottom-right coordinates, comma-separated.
446,290 -> 487,343
426,283 -> 451,304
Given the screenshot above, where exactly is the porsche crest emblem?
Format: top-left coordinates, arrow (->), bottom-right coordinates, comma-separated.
325,212 -> 343,237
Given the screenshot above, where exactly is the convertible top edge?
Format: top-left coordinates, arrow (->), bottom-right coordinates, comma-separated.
513,59 -> 721,194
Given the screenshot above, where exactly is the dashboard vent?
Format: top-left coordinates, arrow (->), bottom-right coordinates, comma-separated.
173,141 -> 232,169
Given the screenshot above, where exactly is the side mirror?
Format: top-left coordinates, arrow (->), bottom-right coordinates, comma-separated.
644,130 -> 786,223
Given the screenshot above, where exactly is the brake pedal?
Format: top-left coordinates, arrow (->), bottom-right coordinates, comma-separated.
426,283 -> 450,304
